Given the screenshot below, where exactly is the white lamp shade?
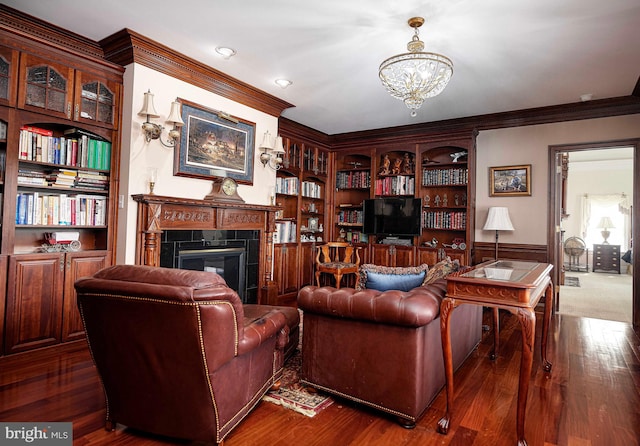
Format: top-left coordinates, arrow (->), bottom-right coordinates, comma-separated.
166,100 -> 184,126
138,90 -> 159,118
483,207 -> 514,231
272,136 -> 285,155
259,131 -> 273,150
597,216 -> 615,229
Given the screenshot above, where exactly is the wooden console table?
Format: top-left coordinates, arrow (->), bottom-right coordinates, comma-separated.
437,260 -> 553,446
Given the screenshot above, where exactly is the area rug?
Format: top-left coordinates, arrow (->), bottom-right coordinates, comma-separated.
565,276 -> 580,287
262,350 -> 333,417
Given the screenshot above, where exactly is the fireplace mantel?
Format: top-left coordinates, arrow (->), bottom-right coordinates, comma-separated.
132,194 -> 281,304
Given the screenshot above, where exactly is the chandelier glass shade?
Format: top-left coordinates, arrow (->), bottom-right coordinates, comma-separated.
379,17 -> 453,116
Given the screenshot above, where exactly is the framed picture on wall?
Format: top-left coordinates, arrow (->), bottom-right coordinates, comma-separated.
174,99 -> 255,184
489,164 -> 531,196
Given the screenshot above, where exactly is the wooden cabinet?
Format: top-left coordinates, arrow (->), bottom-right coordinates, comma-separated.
18,54 -> 75,120
61,252 -> 110,341
5,253 -> 64,354
592,244 -> 620,273
273,244 -> 299,304
18,53 -> 120,129
4,251 -> 108,354
0,11 -> 123,355
370,244 -> 415,267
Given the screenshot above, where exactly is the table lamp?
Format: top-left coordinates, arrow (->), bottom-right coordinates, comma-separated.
483,207 -> 514,260
596,216 -> 614,244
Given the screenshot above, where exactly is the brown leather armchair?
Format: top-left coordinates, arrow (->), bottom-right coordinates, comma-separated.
298,279 -> 482,427
75,265 -> 298,444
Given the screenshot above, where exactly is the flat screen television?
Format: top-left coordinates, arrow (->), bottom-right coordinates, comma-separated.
362,197 -> 422,236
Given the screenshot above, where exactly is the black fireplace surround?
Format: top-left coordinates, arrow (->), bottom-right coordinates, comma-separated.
160,229 -> 260,304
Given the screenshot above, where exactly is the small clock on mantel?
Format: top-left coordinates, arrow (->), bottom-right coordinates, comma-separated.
204,177 -> 245,203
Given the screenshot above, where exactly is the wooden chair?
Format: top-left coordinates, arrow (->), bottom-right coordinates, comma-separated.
315,242 -> 361,288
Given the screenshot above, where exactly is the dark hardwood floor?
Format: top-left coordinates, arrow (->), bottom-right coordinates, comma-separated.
1,310 -> 639,446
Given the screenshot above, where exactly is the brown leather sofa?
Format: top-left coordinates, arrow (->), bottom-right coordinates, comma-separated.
75,265 -> 299,444
298,278 -> 482,427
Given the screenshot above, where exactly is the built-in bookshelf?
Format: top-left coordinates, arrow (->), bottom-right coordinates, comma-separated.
374,151 -> 416,196
335,152 -> 372,244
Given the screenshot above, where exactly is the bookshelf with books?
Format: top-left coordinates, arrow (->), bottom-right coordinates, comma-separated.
273,130 -> 330,304
334,152 -> 372,245
417,142 -> 475,267
0,10 -> 123,355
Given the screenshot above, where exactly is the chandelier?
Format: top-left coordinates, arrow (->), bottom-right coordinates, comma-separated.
379,17 -> 453,117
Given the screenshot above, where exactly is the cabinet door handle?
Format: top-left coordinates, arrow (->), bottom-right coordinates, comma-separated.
66,102 -> 72,119
74,103 -> 79,120
60,254 -> 65,271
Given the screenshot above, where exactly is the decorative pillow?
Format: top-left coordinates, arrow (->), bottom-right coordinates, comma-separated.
356,264 -> 429,292
422,257 -> 461,285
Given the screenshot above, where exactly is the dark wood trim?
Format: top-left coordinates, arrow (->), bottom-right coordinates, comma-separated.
0,4 -> 122,73
278,117 -> 332,149
329,96 -> 640,147
472,242 -> 548,265
100,29 -> 294,118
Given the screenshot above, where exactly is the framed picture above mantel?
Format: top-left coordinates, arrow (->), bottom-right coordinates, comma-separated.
489,164 -> 531,197
174,99 -> 255,184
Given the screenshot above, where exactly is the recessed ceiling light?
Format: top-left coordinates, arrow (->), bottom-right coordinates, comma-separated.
215,47 -> 236,59
275,79 -> 292,89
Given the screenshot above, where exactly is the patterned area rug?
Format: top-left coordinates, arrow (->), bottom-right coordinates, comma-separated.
565,276 -> 580,287
263,350 -> 333,417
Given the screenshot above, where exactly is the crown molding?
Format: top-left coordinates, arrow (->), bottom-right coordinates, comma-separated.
100,29 -> 294,118
0,4 -> 124,75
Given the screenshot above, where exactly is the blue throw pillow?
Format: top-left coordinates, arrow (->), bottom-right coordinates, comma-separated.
356,264 -> 430,291
365,270 -> 426,292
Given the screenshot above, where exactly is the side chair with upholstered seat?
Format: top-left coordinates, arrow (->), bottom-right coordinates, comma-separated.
315,242 -> 361,288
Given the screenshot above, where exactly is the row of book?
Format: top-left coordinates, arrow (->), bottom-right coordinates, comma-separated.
422,211 -> 467,230
301,180 -> 322,199
274,220 -> 297,243
19,126 -> 111,171
374,176 -> 415,196
18,168 -> 109,191
16,192 -> 107,226
337,209 -> 363,224
336,171 -> 371,189
421,168 -> 468,186
275,177 -> 299,195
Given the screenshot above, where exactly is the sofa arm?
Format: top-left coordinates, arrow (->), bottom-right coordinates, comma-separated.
238,310 -> 287,356
298,279 -> 447,328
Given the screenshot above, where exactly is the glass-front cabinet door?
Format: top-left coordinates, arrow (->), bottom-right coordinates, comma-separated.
18,54 -> 74,120
74,71 -> 120,129
0,45 -> 18,107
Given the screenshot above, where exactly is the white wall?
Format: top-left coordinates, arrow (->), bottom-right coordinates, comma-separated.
475,114 -> 640,245
116,63 -> 280,264
563,157 -> 633,247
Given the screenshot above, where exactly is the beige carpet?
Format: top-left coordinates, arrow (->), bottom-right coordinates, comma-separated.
559,270 -> 632,323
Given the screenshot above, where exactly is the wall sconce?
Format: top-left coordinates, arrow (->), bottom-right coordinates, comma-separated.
138,90 -> 184,147
259,131 -> 285,170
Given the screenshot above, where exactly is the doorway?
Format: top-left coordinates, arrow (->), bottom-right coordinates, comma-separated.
548,139 -> 639,334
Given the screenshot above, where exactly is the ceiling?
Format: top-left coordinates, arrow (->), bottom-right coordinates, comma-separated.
5,0 -> 640,135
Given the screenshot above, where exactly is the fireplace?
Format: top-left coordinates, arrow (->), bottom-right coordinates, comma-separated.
133,194 -> 279,306
159,230 -> 260,304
